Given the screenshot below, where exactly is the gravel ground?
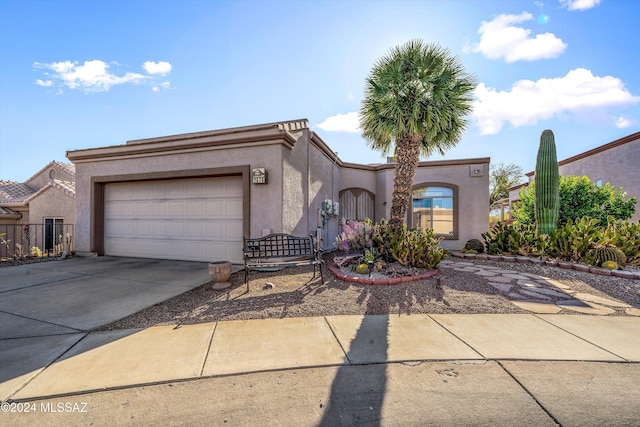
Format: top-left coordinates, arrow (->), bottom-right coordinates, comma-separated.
97,254 -> 640,331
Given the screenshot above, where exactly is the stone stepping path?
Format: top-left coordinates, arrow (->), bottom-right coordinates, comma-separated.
440,259 -> 639,316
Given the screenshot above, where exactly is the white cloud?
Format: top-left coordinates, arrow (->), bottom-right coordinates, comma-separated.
34,59 -> 172,93
316,112 -> 360,133
152,81 -> 171,92
464,12 -> 567,62
472,68 -> 640,135
615,116 -> 636,128
559,0 -> 601,11
143,61 -> 172,76
33,60 -> 147,92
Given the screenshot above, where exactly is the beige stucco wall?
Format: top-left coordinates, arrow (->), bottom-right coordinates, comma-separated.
281,129 -> 342,249
339,166 -> 377,197
308,133 -> 341,249
28,187 -> 75,225
282,130 -> 309,236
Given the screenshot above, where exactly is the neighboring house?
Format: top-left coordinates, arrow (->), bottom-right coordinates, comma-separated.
0,161 -> 76,256
508,131 -> 640,223
67,119 -> 489,264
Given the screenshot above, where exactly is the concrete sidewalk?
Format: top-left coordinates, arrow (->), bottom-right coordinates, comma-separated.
2,314 -> 639,400
2,314 -> 639,426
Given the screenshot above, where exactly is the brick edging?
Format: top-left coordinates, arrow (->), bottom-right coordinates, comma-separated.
452,252 -> 640,280
328,265 -> 438,285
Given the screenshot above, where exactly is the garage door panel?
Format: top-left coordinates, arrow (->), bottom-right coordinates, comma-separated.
224,222 -> 243,239
225,199 -> 243,216
167,200 -> 186,216
104,177 -> 243,263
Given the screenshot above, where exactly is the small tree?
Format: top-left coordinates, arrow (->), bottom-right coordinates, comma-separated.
490,162 -> 524,207
512,176 -> 637,227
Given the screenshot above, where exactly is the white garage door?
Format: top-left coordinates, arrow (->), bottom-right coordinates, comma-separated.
104,177 -> 243,263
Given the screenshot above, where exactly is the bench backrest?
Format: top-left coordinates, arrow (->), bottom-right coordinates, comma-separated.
244,233 -> 316,259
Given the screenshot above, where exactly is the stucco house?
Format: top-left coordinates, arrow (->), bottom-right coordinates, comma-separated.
67,119 -> 489,264
508,131 -> 640,222
0,161 -> 75,257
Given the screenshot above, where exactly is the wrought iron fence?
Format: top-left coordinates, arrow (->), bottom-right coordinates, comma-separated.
0,223 -> 74,262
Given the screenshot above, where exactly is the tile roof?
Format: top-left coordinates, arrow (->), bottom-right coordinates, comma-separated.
52,161 -> 75,175
0,180 -> 36,202
23,179 -> 76,203
51,179 -> 75,197
24,160 -> 75,183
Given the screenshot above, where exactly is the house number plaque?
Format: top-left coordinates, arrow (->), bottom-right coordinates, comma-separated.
252,168 -> 267,184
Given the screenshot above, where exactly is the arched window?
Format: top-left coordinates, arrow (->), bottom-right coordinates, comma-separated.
411,184 -> 458,239
339,188 -> 375,221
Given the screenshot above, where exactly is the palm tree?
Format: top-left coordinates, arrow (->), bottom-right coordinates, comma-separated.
360,39 -> 476,230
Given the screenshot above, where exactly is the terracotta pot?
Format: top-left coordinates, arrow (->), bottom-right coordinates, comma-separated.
209,261 -> 232,290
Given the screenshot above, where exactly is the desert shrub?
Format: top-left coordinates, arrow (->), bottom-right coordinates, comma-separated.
512,176 -> 636,228
373,219 -> 447,269
600,219 -> 640,266
482,222 -> 516,255
508,223 -> 548,257
484,214 -> 640,266
546,217 -> 602,262
482,222 -> 548,256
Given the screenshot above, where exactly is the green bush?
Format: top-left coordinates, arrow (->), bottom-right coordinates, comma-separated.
512,176 -> 636,227
373,219 -> 447,269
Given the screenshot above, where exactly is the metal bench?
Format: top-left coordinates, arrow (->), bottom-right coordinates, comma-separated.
243,233 -> 323,289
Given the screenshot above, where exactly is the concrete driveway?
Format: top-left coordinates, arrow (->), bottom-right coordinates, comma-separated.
0,256 -> 211,336
0,256 -> 211,400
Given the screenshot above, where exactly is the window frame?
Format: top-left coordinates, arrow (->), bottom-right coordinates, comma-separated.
44,217 -> 64,253
408,183 -> 459,240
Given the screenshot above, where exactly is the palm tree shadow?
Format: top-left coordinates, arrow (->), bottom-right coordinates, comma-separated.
318,314 -> 389,426
318,273 -> 448,425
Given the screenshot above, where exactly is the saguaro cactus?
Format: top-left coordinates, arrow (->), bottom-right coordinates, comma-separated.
535,129 -> 560,235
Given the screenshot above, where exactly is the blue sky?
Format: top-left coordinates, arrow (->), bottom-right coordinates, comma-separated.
1,0 -> 638,182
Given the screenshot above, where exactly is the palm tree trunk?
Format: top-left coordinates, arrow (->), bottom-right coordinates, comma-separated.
388,134 -> 421,230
